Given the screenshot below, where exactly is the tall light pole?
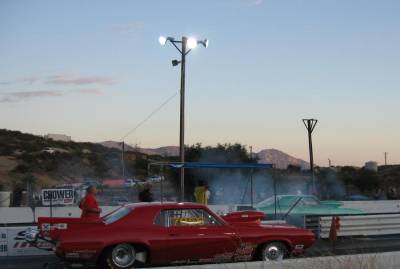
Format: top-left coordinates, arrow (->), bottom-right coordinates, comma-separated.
302,119 -> 318,194
384,152 -> 388,166
159,35 -> 208,202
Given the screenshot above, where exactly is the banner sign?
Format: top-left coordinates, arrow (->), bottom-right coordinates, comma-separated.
0,228 -> 7,256
6,227 -> 52,256
42,188 -> 74,206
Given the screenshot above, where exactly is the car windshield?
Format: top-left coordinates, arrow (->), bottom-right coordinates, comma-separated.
257,196 -> 283,207
300,197 -> 320,206
257,196 -> 320,208
103,207 -> 131,224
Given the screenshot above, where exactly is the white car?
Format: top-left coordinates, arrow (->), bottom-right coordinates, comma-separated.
124,179 -> 137,187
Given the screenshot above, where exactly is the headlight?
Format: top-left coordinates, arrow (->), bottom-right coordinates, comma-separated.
25,227 -> 39,243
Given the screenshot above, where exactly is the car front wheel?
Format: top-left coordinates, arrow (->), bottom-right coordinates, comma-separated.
103,244 -> 146,269
261,242 -> 288,262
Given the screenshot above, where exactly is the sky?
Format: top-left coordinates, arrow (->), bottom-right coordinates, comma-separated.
0,0 -> 399,167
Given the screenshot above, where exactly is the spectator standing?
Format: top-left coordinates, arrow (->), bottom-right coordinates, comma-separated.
139,184 -> 154,202
79,185 -> 101,220
194,180 -> 210,205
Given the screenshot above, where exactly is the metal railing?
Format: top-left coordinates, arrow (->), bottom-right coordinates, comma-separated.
305,212 -> 400,239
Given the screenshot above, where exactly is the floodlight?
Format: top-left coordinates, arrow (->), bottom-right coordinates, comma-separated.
172,59 -> 181,66
186,37 -> 198,49
158,36 -> 167,45
203,39 -> 209,48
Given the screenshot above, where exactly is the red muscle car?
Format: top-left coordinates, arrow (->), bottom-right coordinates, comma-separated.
25,203 -> 315,268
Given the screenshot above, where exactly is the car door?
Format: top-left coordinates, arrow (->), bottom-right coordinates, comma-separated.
163,208 -> 238,263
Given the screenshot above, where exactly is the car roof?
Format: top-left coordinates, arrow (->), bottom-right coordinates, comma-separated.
276,194 -> 316,198
125,202 -> 207,210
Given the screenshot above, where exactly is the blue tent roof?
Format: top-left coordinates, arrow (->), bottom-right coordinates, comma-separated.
166,162 -> 273,169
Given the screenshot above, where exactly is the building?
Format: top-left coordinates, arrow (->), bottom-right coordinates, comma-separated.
124,151 -> 148,161
44,133 -> 72,142
364,161 -> 378,172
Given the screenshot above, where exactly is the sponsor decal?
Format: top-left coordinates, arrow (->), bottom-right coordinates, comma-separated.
42,223 -> 51,231
0,243 -> 7,256
41,223 -> 68,231
65,252 -> 80,258
236,242 -> 255,256
214,252 -> 234,262
171,217 -> 204,226
294,244 -> 304,250
66,249 -> 97,259
42,188 -> 74,206
7,228 -> 53,256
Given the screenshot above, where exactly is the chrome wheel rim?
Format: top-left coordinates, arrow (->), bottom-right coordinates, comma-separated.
112,244 -> 136,268
264,245 -> 283,261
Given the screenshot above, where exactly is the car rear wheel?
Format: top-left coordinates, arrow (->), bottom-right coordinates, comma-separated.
261,242 -> 288,262
103,244 -> 147,269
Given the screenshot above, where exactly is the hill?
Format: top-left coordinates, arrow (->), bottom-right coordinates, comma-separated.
99,141 -> 179,157
99,141 -> 309,169
0,129 -> 126,190
256,149 -> 309,169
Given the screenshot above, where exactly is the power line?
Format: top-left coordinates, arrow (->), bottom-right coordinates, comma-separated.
121,90 -> 179,141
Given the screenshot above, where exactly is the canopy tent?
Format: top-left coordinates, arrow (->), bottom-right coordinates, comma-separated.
165,162 -> 273,169
149,162 -> 277,218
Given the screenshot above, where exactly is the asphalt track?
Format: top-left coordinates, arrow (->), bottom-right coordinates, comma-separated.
3,236 -> 400,269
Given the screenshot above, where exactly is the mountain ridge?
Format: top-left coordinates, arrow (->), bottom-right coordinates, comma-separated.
99,141 -> 309,169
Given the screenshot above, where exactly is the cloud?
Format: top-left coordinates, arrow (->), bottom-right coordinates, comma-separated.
77,89 -> 103,95
0,88 -> 104,103
0,74 -> 115,87
47,75 -> 114,86
0,90 -> 64,103
20,77 -> 39,84
0,77 -> 39,85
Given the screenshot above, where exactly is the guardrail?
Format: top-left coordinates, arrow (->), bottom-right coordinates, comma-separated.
305,212 -> 400,239
0,205 -> 235,225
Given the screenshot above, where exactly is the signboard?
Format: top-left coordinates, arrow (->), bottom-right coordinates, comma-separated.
42,188 -> 74,206
0,228 -> 7,256
6,227 -> 52,256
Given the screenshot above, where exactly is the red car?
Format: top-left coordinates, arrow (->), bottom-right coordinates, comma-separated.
26,203 -> 315,268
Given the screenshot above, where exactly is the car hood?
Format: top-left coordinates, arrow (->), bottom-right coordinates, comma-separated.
256,205 -> 363,215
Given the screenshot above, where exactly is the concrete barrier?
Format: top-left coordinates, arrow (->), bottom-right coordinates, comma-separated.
33,206 -> 120,221
320,214 -> 400,238
0,228 -> 7,256
0,207 -> 34,224
6,226 -> 52,256
0,226 -> 53,257
154,251 -> 400,269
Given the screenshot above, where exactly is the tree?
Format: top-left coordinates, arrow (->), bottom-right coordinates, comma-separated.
170,143 -> 256,201
354,169 -> 379,193
338,166 -> 358,195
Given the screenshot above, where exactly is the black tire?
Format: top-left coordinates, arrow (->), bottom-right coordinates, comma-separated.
101,244 -> 147,269
260,241 -> 288,261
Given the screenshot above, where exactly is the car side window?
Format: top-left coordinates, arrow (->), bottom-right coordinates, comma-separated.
155,209 -> 221,227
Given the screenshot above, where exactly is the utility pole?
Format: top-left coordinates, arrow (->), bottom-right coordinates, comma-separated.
121,141 -> 125,179
250,146 -> 253,208
328,158 -> 332,167
302,119 -> 318,194
179,36 -> 187,203
384,152 -> 388,166
159,35 -> 208,202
